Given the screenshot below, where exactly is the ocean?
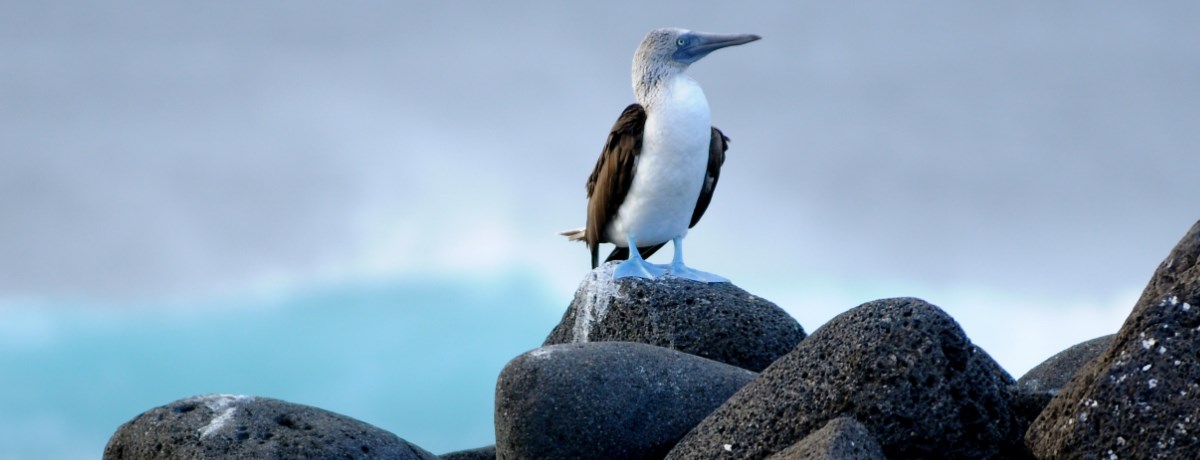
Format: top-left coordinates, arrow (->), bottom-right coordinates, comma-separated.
0,272 -> 563,459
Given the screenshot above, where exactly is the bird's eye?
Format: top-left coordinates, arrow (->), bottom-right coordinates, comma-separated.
677,38 -> 687,46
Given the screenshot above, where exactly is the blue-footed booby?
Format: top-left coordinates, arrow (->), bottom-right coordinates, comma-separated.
561,28 -> 760,282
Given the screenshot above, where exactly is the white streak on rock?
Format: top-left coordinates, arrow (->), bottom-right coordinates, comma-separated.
188,394 -> 252,439
573,263 -> 622,343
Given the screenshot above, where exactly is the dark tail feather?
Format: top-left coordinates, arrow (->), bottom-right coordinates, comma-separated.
605,247 -> 628,264
605,243 -> 667,264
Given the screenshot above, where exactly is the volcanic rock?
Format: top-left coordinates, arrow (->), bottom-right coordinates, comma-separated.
665,297 -> 1025,459
495,341 -> 756,460
764,417 -> 885,460
1028,221 -> 1200,458
440,445 -> 495,460
1008,335 -> 1116,447
103,394 -> 437,460
1018,335 -> 1115,394
545,262 -> 806,372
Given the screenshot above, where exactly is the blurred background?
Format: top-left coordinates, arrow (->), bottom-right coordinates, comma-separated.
2,1 -> 1197,458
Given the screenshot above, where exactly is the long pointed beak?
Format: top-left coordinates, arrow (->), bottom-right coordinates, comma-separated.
692,32 -> 762,54
674,32 -> 761,64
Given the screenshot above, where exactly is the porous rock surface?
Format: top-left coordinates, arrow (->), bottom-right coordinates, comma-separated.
544,262 -> 806,372
1009,335 -> 1116,443
495,341 -> 757,460
440,445 -> 495,460
103,394 -> 437,460
1028,221 -> 1200,458
764,417 -> 885,460
1018,334 -> 1115,394
665,297 -> 1026,459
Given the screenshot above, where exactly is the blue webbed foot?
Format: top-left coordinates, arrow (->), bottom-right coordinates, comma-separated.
666,263 -> 729,283
664,235 -> 729,283
613,257 -> 667,280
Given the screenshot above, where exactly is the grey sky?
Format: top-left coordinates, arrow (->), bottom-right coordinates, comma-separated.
2,2 -> 1197,302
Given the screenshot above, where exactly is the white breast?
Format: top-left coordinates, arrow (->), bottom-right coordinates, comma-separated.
607,76 -> 711,247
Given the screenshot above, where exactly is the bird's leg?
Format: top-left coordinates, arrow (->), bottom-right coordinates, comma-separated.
666,236 -> 729,283
613,236 -> 667,280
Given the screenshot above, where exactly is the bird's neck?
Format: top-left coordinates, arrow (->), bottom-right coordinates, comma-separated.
636,74 -> 712,147
632,56 -> 689,108
634,70 -> 696,110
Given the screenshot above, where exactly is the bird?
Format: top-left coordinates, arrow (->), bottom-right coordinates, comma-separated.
561,28 -> 759,282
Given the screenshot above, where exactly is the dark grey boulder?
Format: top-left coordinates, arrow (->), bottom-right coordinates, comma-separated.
440,445 -> 495,460
1028,220 -> 1200,458
1018,334 -> 1115,394
1007,384 -> 1054,456
1009,335 -> 1115,448
495,341 -> 757,460
545,262 -> 806,372
764,417 -> 885,460
665,297 -> 1026,460
103,394 -> 437,460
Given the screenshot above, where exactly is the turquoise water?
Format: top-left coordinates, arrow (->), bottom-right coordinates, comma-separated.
0,273 -> 563,459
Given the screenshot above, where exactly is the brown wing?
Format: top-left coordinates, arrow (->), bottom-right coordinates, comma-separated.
585,104 -> 646,268
691,126 -> 728,227
603,126 -> 729,264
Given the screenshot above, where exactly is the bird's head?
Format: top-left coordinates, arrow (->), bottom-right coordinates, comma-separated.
632,28 -> 760,103
634,28 -> 761,70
